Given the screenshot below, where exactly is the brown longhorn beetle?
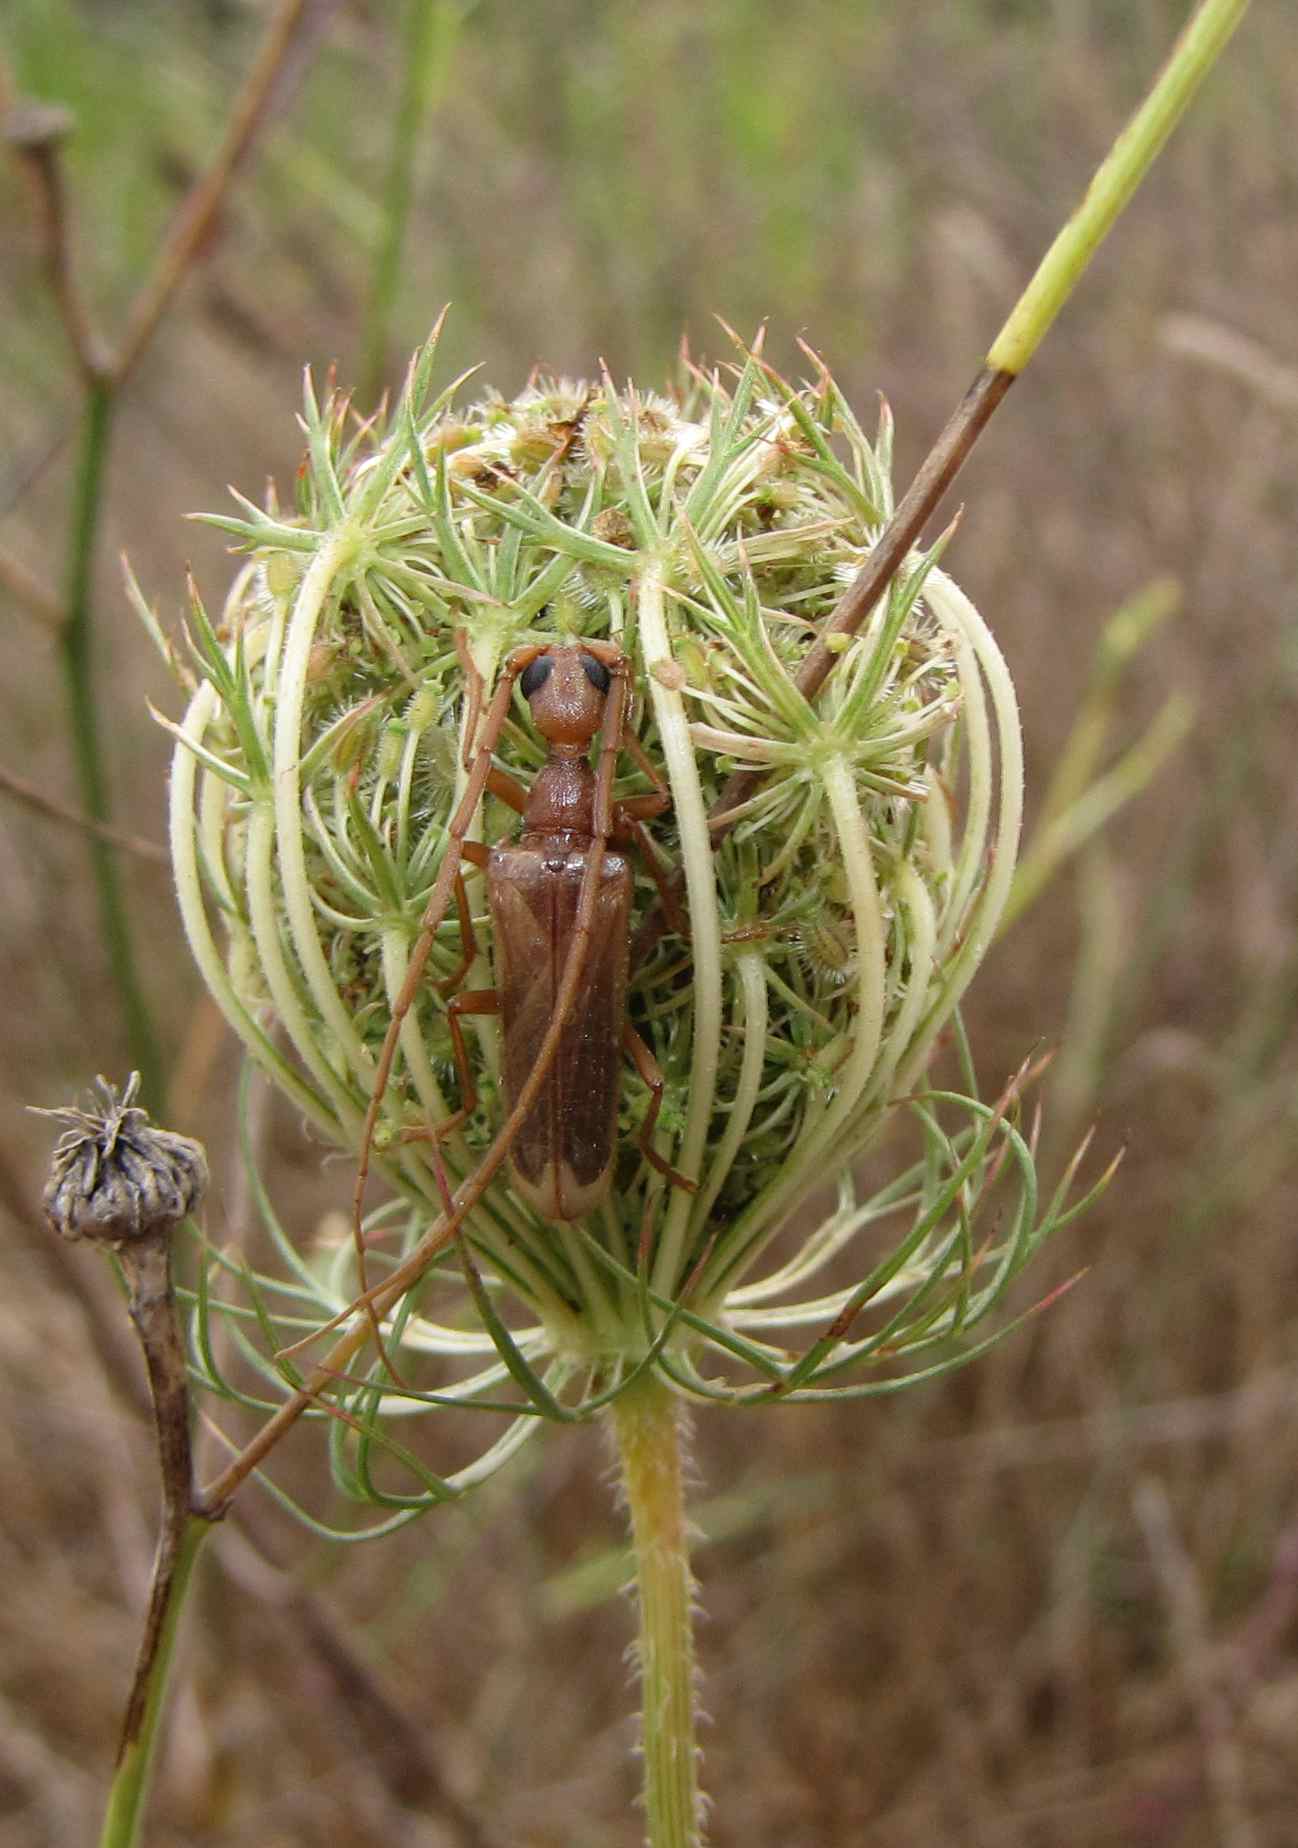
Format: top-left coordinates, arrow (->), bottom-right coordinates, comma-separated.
351,631 -> 692,1312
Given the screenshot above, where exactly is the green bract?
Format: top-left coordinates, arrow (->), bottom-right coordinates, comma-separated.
156,326 -> 1090,1524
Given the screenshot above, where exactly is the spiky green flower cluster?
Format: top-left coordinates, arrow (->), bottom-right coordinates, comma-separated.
149,325 -> 1096,1522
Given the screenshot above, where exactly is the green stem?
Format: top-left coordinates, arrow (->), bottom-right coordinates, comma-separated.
988,0 -> 1252,374
98,1513 -> 212,1848
360,0 -> 462,404
611,1373 -> 703,1848
705,0 -> 1251,855
1002,690 -> 1193,932
59,382 -> 164,1103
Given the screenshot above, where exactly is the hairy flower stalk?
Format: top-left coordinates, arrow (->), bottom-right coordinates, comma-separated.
145,325 -> 1105,1841
612,1374 -> 701,1847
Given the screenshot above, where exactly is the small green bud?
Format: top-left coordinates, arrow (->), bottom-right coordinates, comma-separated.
406,687 -> 439,731
266,553 -> 300,598
673,638 -> 710,688
377,723 -> 406,780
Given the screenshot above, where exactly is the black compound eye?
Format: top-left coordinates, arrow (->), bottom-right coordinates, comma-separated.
519,655 -> 553,700
580,653 -> 611,694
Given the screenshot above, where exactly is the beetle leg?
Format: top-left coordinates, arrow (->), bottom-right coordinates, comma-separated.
440,989 -> 498,1136
615,790 -> 669,822
395,989 -> 499,1148
352,644 -> 545,1351
622,1023 -> 696,1194
620,726 -> 671,803
591,651 -> 630,840
617,729 -> 688,965
434,871 -> 479,999
485,764 -> 529,814
615,806 -> 690,941
609,697 -> 678,842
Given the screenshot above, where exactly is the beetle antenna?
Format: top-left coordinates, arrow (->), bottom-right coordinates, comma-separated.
348,641 -> 530,1365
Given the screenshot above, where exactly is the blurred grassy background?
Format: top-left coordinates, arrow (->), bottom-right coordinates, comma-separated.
2,2 -> 1297,1843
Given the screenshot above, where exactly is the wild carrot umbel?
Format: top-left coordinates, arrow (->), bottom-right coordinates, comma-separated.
156,331 -> 1077,1399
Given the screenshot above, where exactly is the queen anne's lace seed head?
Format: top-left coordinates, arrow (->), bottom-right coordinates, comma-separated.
143,325 -> 1096,1509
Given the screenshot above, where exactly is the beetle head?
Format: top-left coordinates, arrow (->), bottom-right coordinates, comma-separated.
520,646 -> 612,747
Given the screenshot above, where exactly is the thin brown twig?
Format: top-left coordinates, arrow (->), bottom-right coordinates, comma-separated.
0,545 -> 62,627
1222,1507 -> 1298,1695
1132,1489 -> 1298,1837
632,364 -> 1014,968
1,0 -> 328,524
0,419 -> 74,529
114,1235 -> 205,1761
0,760 -> 169,863
226,1502 -> 497,1844
4,2 -> 331,1110
5,2 -> 323,389
709,364 -> 1013,837
115,0 -> 323,383
1133,1477 -> 1257,1847
2,100 -> 111,384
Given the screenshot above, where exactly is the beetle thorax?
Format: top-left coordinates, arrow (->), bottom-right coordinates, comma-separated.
520,752 -> 596,841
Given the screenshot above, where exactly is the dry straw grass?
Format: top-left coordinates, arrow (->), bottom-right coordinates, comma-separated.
2,3 -> 1295,1842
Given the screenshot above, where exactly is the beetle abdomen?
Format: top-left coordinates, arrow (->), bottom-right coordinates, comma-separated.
488,843 -> 632,1221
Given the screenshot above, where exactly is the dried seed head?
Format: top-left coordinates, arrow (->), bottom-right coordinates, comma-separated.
35,1073 -> 208,1247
